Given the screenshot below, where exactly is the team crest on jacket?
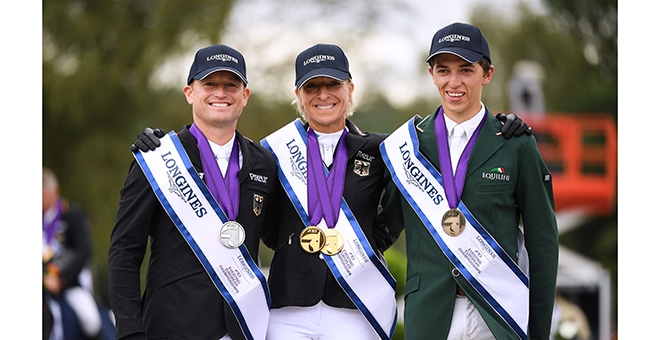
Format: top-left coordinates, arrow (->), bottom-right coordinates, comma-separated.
354,159 -> 370,176
253,194 -> 264,216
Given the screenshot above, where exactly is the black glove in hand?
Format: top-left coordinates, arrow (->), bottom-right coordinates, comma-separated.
496,113 -> 533,139
130,127 -> 166,153
373,222 -> 390,253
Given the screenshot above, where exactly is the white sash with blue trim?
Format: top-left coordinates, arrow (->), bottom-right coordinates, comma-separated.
134,132 -> 270,340
261,119 -> 397,340
380,117 -> 529,339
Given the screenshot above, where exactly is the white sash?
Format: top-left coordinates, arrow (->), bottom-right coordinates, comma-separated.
380,117 -> 529,339
261,119 -> 397,339
134,132 -> 270,340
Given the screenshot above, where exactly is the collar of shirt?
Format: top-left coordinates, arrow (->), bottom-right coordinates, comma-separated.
314,128 -> 346,166
443,103 -> 486,141
207,132 -> 242,175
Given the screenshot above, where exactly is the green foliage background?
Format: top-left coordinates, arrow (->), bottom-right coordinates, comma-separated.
43,0 -> 617,338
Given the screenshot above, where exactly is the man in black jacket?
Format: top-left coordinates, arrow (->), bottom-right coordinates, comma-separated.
108,44 -> 278,340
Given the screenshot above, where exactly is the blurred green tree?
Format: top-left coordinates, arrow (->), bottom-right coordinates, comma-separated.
543,0 -> 617,83
470,2 -> 616,118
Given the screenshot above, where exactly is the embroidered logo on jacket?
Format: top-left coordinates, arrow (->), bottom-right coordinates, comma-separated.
482,167 -> 511,182
354,151 -> 374,176
249,173 -> 268,184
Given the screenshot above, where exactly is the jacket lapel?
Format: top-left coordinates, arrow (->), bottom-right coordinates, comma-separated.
416,111 -> 441,170
235,130 -> 254,183
345,120 -> 367,161
179,126 -> 203,174
467,111 -> 504,177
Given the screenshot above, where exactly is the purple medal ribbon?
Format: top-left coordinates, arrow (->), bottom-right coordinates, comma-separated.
434,107 -> 487,209
189,123 -> 240,220
43,199 -> 62,245
306,127 -> 348,229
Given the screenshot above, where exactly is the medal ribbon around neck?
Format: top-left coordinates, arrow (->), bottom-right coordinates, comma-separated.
434,107 -> 487,209
306,127 -> 348,229
189,123 -> 240,220
43,199 -> 62,245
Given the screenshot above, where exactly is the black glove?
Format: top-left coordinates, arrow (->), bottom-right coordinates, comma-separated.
373,220 -> 390,253
130,127 -> 166,153
496,113 -> 533,139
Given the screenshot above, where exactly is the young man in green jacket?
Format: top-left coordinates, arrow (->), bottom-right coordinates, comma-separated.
380,22 -> 558,340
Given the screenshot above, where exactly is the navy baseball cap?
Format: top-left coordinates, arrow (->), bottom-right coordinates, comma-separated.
187,44 -> 248,85
295,44 -> 351,89
426,22 -> 491,64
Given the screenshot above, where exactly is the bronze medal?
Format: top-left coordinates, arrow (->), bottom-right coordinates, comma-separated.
300,226 -> 326,254
442,209 -> 466,237
219,221 -> 246,248
320,229 -> 344,255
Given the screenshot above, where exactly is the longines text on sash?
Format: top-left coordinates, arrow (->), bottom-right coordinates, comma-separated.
161,151 -> 208,218
398,142 -> 444,205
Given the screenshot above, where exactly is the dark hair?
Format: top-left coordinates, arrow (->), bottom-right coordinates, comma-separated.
477,57 -> 491,74
428,56 -> 491,75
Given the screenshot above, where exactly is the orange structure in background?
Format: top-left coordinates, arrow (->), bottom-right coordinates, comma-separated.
513,113 -> 617,340
516,113 -> 617,217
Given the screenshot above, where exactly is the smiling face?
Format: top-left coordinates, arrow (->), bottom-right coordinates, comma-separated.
183,71 -> 250,142
295,76 -> 354,133
428,53 -> 494,123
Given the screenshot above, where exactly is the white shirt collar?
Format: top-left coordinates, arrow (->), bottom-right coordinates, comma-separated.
314,128 -> 346,166
207,132 -> 242,175
208,132 -> 237,160
443,103 -> 486,140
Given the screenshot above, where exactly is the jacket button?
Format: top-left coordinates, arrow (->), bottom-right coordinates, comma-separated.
452,268 -> 460,277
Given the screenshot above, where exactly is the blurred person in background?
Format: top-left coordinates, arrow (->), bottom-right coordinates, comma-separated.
43,167 -> 102,340
551,294 -> 593,340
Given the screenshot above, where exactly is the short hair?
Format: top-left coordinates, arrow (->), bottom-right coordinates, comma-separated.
43,167 -> 59,191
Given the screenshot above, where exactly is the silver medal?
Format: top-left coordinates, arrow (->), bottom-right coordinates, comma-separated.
219,221 -> 246,248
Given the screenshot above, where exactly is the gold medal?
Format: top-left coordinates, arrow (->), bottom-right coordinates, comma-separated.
320,229 -> 344,255
219,221 -> 246,248
300,226 -> 326,253
442,209 -> 466,237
